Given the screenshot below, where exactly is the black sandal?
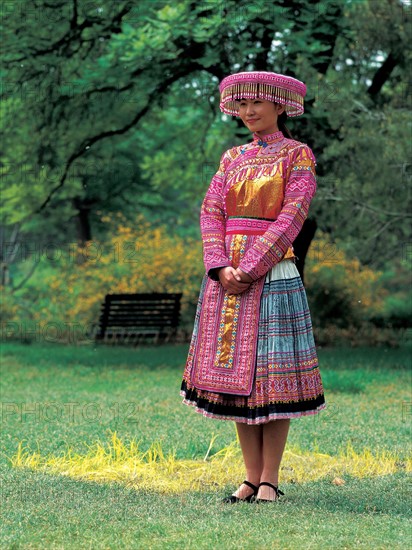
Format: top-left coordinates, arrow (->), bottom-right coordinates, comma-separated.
222,480 -> 259,503
253,481 -> 285,503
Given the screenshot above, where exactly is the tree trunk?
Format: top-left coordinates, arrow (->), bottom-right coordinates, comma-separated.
72,196 -> 93,245
72,196 -> 94,266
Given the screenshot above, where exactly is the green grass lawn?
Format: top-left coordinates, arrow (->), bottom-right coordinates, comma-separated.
1,342 -> 411,549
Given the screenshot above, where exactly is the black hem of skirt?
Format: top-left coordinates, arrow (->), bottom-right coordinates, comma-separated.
180,379 -> 326,420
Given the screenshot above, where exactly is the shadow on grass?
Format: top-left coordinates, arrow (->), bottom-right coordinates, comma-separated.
1,466 -> 409,519
1,341 -> 189,371
2,342 -> 411,374
324,371 -> 367,393
271,475 -> 410,517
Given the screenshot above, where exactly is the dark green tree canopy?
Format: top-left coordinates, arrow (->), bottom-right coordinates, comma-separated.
1,0 -> 410,271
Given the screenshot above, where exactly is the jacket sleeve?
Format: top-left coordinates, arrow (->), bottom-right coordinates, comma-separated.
237,144 -> 317,281
200,149 -> 232,281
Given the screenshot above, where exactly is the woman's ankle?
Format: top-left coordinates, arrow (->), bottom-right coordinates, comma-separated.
259,471 -> 279,486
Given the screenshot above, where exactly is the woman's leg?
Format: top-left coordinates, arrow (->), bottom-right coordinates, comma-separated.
258,419 -> 291,500
232,422 -> 263,498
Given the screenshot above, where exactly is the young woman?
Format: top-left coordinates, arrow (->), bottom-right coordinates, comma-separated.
180,71 -> 326,503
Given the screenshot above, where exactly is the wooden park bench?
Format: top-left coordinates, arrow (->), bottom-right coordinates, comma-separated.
94,292 -> 182,345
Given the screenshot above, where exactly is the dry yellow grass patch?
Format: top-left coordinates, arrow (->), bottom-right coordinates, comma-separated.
10,431 -> 411,494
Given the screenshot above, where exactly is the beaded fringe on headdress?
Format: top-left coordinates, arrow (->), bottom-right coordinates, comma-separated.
221,82 -> 304,117
219,71 -> 307,117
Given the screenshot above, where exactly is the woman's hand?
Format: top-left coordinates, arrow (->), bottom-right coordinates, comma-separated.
218,266 -> 253,294
234,267 -> 254,283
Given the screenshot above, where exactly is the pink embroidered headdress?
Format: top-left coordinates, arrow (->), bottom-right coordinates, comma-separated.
219,71 -> 306,117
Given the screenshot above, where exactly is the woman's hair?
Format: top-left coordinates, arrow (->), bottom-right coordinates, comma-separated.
277,109 -> 294,140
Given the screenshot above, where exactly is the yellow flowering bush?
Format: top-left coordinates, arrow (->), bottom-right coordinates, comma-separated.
304,230 -> 393,345
1,221 -> 406,347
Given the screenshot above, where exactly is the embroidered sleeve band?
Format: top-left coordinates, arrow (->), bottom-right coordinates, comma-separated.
200,150 -> 232,279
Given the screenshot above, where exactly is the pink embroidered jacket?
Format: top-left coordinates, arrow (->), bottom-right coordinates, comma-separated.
185,129 -> 318,395
200,129 -> 317,282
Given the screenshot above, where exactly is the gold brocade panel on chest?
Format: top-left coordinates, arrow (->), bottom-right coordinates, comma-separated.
225,168 -> 285,220
224,155 -> 295,262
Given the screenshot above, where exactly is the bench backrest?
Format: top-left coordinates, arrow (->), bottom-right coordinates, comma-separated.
96,292 -> 182,340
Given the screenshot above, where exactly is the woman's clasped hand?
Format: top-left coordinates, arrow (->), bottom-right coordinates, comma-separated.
218,266 -> 254,294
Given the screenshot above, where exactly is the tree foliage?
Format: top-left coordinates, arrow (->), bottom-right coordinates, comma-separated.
1,0 -> 410,290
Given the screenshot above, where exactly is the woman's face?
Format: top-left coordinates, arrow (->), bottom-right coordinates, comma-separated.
238,98 -> 285,135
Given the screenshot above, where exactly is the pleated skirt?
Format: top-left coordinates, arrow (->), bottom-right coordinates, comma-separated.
180,258 -> 326,424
